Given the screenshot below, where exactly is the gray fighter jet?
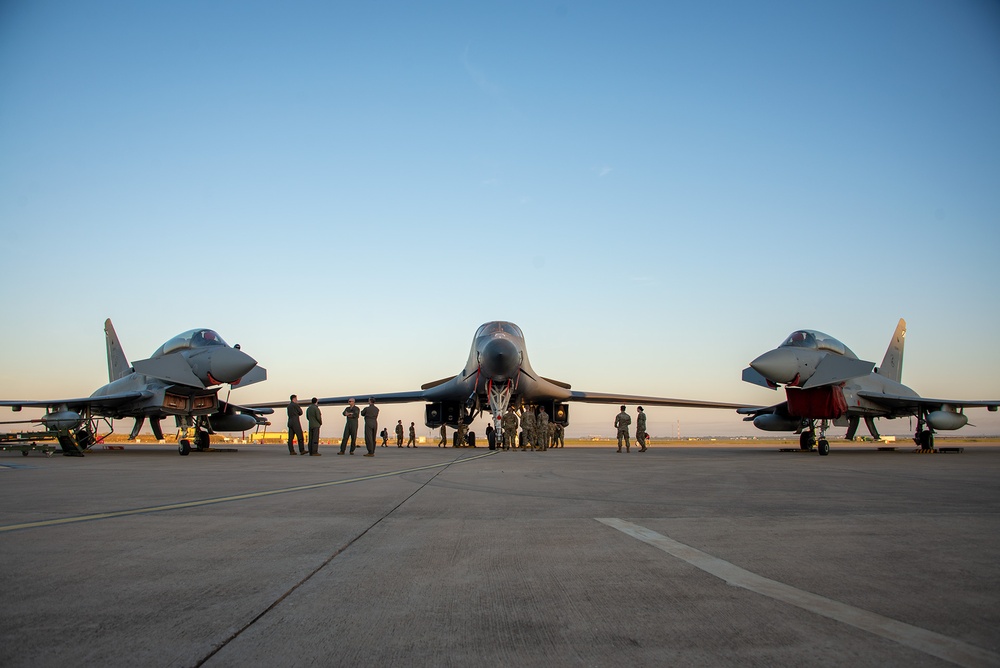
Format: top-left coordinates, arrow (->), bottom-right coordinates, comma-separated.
0,319 -> 271,456
254,321 -> 745,435
739,318 -> 1000,455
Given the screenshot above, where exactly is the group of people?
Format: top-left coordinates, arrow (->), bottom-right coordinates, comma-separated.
284,396 -> 417,457
286,396 -> 649,456
493,405 -> 566,451
614,404 -> 648,452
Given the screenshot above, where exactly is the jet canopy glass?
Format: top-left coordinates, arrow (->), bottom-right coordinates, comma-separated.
153,329 -> 230,357
779,330 -> 857,358
475,322 -> 523,339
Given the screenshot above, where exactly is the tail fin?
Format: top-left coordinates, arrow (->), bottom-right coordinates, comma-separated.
877,318 -> 906,383
104,319 -> 131,382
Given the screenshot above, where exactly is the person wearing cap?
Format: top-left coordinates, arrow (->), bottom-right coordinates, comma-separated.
614,405 -> 631,453
636,406 -> 647,452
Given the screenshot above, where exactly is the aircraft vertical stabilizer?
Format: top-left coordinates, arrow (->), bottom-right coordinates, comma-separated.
104,319 -> 131,382
877,318 -> 906,383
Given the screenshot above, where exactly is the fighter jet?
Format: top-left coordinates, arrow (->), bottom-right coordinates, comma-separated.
739,318 -> 1000,455
254,321 -> 745,434
0,319 -> 272,456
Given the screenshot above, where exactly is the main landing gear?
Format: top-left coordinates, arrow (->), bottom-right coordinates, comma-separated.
913,410 -> 935,449
799,419 -> 831,456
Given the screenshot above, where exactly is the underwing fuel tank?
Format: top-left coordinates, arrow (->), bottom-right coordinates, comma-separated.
752,413 -> 801,432
927,410 -> 968,431
208,412 -> 259,432
41,410 -> 83,431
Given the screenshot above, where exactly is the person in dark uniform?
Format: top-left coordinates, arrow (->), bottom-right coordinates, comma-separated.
485,423 -> 496,450
380,427 -> 389,447
438,424 -> 447,447
406,421 -> 416,447
339,398 -> 360,455
395,420 -> 404,447
636,406 -> 647,452
361,397 -> 379,456
287,395 -> 305,455
306,397 -> 322,456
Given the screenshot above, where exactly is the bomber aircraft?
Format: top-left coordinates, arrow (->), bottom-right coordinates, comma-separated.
254,321 -> 746,436
0,319 -> 272,456
739,318 -> 1000,455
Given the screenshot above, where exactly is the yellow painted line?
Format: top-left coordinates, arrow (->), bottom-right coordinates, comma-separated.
597,518 -> 998,668
0,451 -> 496,533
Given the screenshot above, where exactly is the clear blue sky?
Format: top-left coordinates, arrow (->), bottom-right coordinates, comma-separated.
2,1 -> 999,437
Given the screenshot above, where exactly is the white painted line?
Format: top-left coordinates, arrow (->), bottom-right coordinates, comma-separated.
596,518 -> 998,668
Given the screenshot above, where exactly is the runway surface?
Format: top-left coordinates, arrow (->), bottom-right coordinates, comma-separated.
2,442 -> 999,667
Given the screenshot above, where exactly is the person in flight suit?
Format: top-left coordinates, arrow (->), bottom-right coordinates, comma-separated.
380,427 -> 389,447
406,421 -> 416,447
361,397 -> 379,456
287,395 -> 305,455
615,405 -> 631,452
395,420 -> 404,447
339,398 -> 360,455
438,424 -> 447,447
306,397 -> 322,456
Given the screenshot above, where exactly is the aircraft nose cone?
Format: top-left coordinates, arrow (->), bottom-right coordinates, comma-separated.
749,348 -> 801,385
480,337 -> 520,381
209,347 -> 258,384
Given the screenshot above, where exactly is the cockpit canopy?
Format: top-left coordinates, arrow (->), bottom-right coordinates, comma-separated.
779,330 -> 857,358
475,321 -> 523,339
153,329 -> 230,357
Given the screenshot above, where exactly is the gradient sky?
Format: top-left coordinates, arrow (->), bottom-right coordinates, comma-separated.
2,1 -> 999,438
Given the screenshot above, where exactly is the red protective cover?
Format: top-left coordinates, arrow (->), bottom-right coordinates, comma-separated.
785,385 -> 848,419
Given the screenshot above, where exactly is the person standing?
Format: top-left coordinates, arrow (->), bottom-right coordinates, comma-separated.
361,398 -> 379,457
438,424 -> 447,447
554,422 -> 565,448
615,405 -> 631,453
395,420 -> 404,447
485,422 -> 496,450
501,407 -> 519,450
406,421 -> 416,447
380,427 -> 389,447
339,398 -> 360,455
521,409 -> 535,451
286,395 -> 305,455
536,407 -> 549,451
306,397 -> 323,456
636,406 -> 647,452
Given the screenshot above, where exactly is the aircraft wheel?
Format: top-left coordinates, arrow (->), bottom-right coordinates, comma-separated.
800,431 -> 815,450
178,439 -> 191,456
195,431 -> 210,451
817,439 -> 830,456
920,430 -> 935,449
21,450 -> 29,457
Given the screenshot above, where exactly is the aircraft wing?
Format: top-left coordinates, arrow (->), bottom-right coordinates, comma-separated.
248,390 -> 428,410
568,391 -> 750,410
736,402 -> 785,417
221,401 -> 274,416
855,392 -> 1000,412
0,392 -> 152,411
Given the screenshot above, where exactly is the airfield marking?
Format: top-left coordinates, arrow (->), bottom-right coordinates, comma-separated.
597,518 -> 998,668
0,452 -> 498,534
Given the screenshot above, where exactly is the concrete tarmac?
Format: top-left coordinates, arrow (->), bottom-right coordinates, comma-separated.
1,442 -> 999,667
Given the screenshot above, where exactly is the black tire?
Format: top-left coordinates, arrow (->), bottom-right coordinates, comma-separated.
800,431 -> 815,450
178,439 -> 191,456
818,439 -> 830,456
